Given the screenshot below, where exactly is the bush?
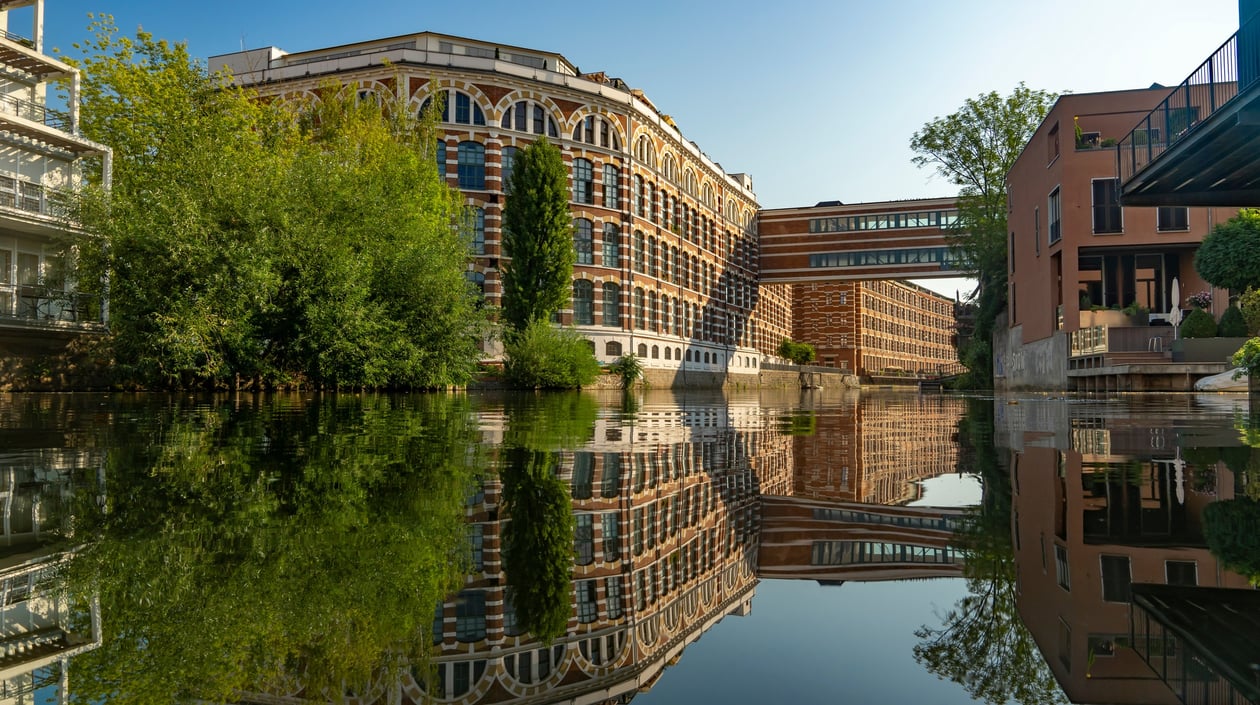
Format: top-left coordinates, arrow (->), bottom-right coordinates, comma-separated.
503,321 -> 600,389
1240,288 -> 1260,335
777,338 -> 816,365
1179,308 -> 1218,339
608,354 -> 643,389
1219,305 -> 1248,337
1204,498 -> 1260,585
1232,337 -> 1260,380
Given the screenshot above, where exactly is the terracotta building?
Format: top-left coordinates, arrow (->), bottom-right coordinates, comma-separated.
999,88 -> 1236,391
211,34 -> 788,387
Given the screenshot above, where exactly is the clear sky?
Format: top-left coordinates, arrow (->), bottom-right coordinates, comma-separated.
35,0 -> 1243,297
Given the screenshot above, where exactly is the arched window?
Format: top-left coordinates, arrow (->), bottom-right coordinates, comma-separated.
702,182 -> 714,208
573,114 -> 622,150
573,279 -> 594,325
664,346 -> 672,360
633,231 -> 645,273
501,100 -> 559,137
683,168 -> 696,195
651,345 -> 659,359
602,223 -> 620,268
501,145 -> 518,192
637,343 -> 648,357
633,175 -> 644,216
574,218 -> 593,265
573,158 -> 594,204
635,135 -> 655,167
675,347 -> 682,360
421,89 -> 486,126
436,140 -> 447,177
602,282 -> 621,327
457,142 -> 485,190
606,340 -> 622,357
634,287 -> 645,329
463,206 -> 485,254
662,154 -> 676,182
603,164 -> 620,208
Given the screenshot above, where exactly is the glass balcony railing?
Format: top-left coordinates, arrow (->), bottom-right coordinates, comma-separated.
1117,15 -> 1260,184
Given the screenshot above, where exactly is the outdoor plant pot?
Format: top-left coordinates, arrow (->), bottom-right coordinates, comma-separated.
1170,337 -> 1251,363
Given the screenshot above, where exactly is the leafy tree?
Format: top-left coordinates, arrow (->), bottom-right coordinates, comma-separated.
1239,287 -> 1260,335
500,137 -> 575,334
63,394 -> 483,703
1195,209 -> 1260,292
910,84 -> 1057,388
608,353 -> 644,389
1179,307 -> 1218,338
62,18 -> 482,389
503,319 -> 600,389
777,338 -> 817,365
915,399 -> 1067,705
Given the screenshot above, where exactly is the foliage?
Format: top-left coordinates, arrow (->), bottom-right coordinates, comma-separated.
1219,305 -> 1248,337
777,338 -> 817,365
910,83 -> 1057,388
1179,307 -> 1218,339
1203,498 -> 1260,585
61,18 -> 482,389
1186,290 -> 1214,310
63,394 -> 482,703
1231,337 -> 1260,379
608,353 -> 644,389
1195,209 -> 1260,292
915,399 -> 1067,705
503,320 -> 601,389
500,137 -> 575,334
1240,287 -> 1260,335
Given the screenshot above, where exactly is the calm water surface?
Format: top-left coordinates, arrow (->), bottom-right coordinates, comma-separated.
0,389 -> 1255,704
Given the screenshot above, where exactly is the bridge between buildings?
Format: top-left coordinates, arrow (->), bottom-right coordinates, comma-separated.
757,198 -> 965,283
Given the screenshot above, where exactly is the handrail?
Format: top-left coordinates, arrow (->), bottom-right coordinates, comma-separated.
0,93 -> 69,131
0,29 -> 34,49
1117,14 -> 1260,185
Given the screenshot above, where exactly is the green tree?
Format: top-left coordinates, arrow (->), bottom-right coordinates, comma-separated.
503,319 -> 601,389
910,84 -> 1057,388
1204,498 -> 1260,584
1195,209 -> 1260,292
777,338 -> 817,365
63,18 -> 482,389
63,394 -> 483,703
500,137 -> 575,334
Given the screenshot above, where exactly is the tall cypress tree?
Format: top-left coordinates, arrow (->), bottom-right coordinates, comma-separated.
500,137 -> 575,334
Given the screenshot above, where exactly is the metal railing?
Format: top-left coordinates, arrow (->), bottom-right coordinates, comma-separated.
0,286 -> 103,325
0,93 -> 69,131
1118,15 -> 1260,184
0,28 -> 34,49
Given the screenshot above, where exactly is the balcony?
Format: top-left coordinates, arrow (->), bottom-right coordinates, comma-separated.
0,286 -> 104,330
1118,15 -> 1260,206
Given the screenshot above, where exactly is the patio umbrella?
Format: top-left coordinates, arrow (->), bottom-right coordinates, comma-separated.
1169,277 -> 1182,334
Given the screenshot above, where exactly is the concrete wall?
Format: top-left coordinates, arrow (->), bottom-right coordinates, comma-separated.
994,322 -> 1068,391
0,331 -> 110,391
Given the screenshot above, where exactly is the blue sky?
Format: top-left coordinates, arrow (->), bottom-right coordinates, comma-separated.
35,0 -> 1243,297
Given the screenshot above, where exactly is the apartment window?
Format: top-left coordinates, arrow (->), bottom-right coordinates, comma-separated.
1034,206 -> 1040,255
1047,121 -> 1060,163
1054,543 -> 1070,590
573,115 -> 621,150
457,141 -> 486,190
468,524 -> 484,572
602,282 -> 620,327
1157,206 -> 1189,232
465,271 -> 485,306
576,579 -> 598,623
605,577 -> 624,619
633,231 -> 645,273
575,514 -> 595,565
574,218 -> 593,265
455,590 -> 486,642
573,158 -> 594,204
1048,188 -> 1061,245
422,89 -> 487,126
501,100 -> 559,137
1091,178 -> 1122,234
633,175 -> 644,216
501,146 -> 518,193
436,140 -> 447,177
462,206 -> 485,255
1166,560 -> 1198,586
633,287 -> 645,329
573,279 -> 594,325
602,223 -> 620,268
602,512 -> 620,560
604,164 -> 620,208
1100,555 -> 1131,602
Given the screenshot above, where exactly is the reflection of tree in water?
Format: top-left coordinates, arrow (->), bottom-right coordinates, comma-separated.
497,393 -> 595,642
64,394 -> 482,704
1204,410 -> 1260,585
913,398 -> 1067,705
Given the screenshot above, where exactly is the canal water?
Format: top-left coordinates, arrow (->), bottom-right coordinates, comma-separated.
0,390 -> 1255,704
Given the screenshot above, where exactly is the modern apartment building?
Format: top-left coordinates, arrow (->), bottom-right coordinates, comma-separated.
210,34 -> 786,386
0,0 -> 111,386
999,88 -> 1235,391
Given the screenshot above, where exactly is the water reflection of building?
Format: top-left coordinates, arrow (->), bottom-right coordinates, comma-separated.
1008,406 -> 1253,705
788,393 -> 965,505
414,398 -> 779,705
0,448 -> 102,704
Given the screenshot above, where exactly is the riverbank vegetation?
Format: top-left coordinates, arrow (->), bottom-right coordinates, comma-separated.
62,18 -> 485,390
